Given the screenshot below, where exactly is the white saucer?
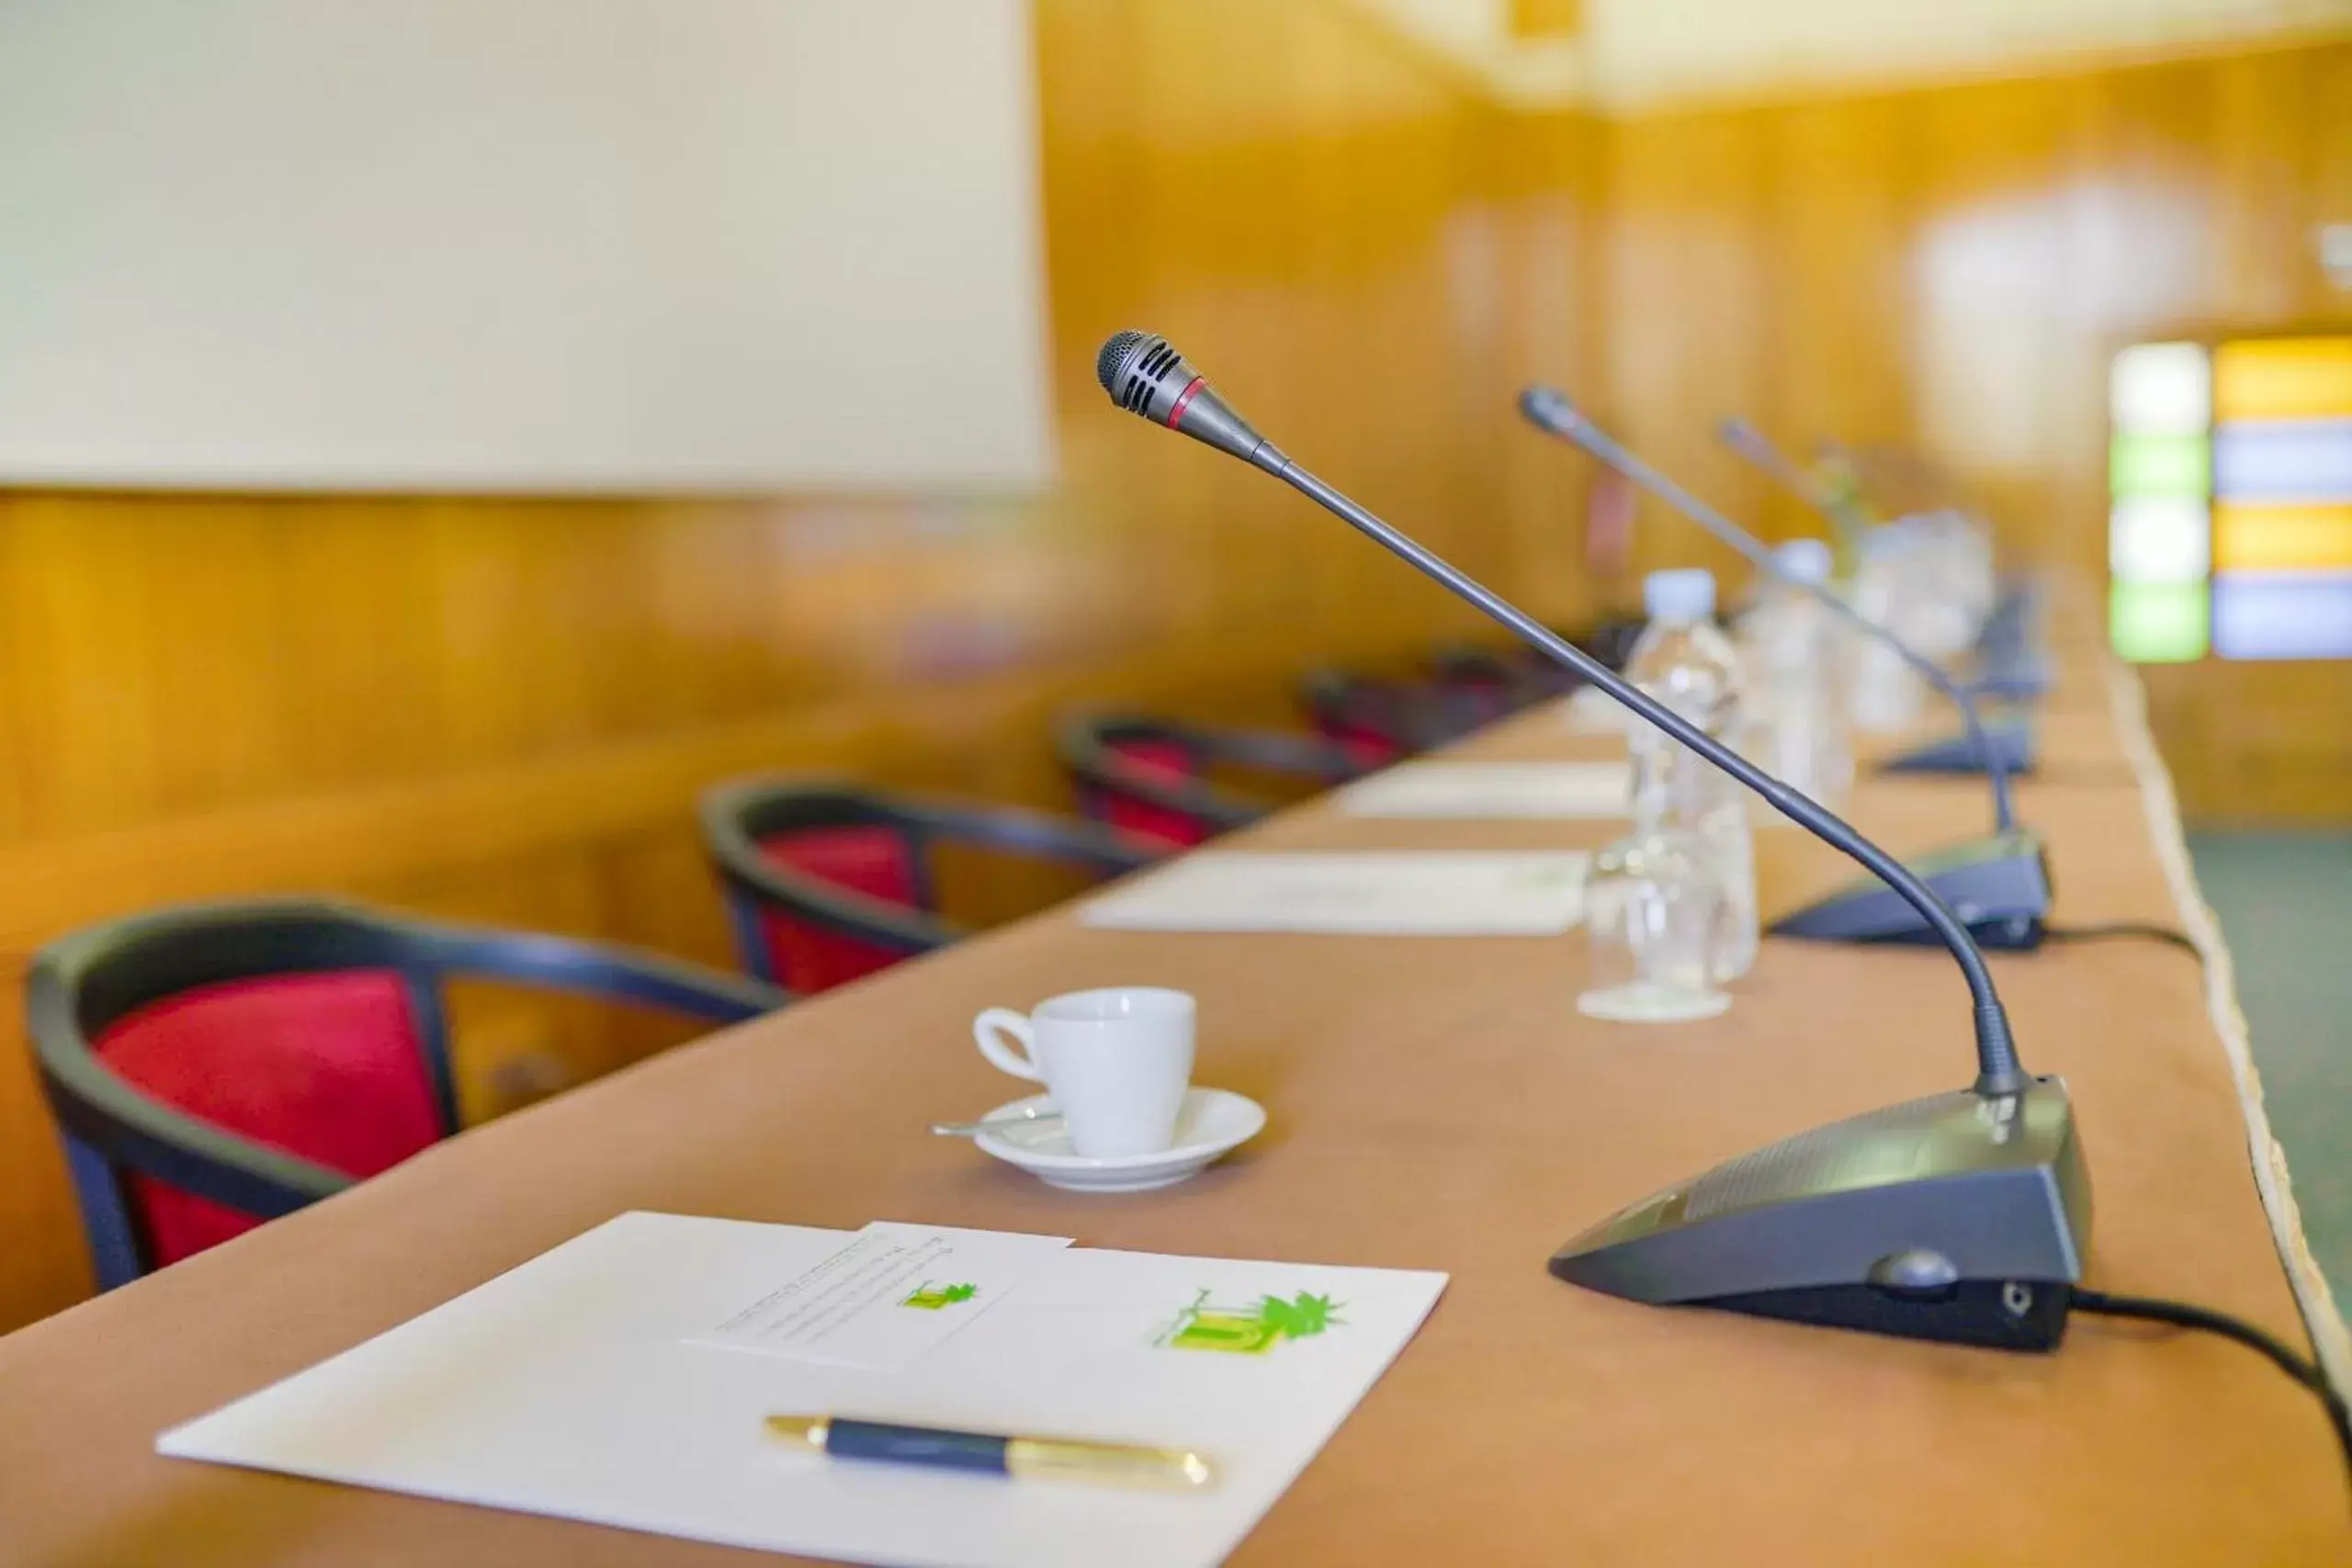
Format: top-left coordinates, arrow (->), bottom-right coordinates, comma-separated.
973,1088 -> 1266,1193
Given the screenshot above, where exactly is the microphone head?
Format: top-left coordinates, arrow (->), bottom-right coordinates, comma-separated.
1096,331 -> 1197,423
1093,330 -> 1278,468
1517,386 -> 1585,434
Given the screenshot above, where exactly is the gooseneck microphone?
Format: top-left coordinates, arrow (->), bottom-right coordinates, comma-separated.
1099,330 -> 2087,1353
1717,417 -> 1871,536
1527,393 -> 2018,832
1723,417 -> 2051,702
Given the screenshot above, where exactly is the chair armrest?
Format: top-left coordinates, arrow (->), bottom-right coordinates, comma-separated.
427,925 -> 790,1020
1193,726 -> 1366,782
893,795 -> 1165,875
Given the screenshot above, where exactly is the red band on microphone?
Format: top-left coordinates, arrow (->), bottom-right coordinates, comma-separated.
1165,377 -> 1206,429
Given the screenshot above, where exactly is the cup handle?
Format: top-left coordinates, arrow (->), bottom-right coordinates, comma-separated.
973,1008 -> 1046,1082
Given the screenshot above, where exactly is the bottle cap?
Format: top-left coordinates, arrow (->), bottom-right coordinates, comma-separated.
1773,538 -> 1833,585
1643,568 -> 1716,621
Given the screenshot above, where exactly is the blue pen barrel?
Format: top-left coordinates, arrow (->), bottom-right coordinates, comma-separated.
826,1419 -> 1012,1475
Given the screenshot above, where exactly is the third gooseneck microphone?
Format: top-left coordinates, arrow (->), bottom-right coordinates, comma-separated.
1519,390 -> 2017,836
1094,330 -> 2027,1097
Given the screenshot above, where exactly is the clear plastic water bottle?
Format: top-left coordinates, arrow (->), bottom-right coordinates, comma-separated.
1847,525 -> 1928,733
1736,538 -> 1853,807
1623,569 -> 1758,982
1577,829 -> 1730,1023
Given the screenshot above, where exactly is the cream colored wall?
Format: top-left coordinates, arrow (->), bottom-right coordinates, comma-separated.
1583,0 -> 2351,106
1342,0 -> 2351,106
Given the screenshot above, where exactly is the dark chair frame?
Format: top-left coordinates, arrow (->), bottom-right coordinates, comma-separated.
1055,712 -> 1365,839
27,897 -> 785,1291
700,778 -> 1161,986
1425,642 -> 1570,709
1293,667 -> 1481,757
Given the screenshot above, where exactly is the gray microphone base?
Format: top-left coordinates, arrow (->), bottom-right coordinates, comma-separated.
1770,829 -> 2051,952
1967,661 -> 2053,703
1551,1078 -> 2089,1351
1880,716 -> 2036,777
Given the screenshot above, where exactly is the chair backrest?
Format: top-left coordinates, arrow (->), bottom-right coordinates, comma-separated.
700,783 -> 949,993
1057,716 -> 1273,847
98,970 -> 444,1267
700,779 -> 1154,992
1095,733 -> 1218,848
28,898 -> 780,1288
28,902 -> 458,1282
1294,670 -> 1464,763
1424,646 -> 1537,724
753,818 -> 925,991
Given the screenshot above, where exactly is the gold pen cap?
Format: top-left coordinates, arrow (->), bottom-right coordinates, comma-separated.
1007,1436 -> 1216,1491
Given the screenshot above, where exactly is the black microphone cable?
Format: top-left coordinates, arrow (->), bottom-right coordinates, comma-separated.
2041,921 -> 2202,957
2070,1287 -> 2352,1488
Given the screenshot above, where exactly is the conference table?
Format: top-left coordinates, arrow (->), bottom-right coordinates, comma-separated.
3,604 -> 2346,1564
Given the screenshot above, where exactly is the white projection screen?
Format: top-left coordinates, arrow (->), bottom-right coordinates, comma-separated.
0,0 -> 1055,493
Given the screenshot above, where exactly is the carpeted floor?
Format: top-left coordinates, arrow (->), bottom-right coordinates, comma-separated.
2188,832 -> 2352,1310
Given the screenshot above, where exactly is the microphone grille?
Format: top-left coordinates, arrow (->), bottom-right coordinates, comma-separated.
1096,331 -> 1151,397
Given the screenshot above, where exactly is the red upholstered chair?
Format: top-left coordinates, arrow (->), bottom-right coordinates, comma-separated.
26,898 -> 785,1290
1293,668 -> 1482,764
1056,713 -> 1367,848
700,780 -> 1160,992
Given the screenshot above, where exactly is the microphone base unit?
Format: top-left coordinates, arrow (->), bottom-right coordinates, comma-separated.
1972,579 -> 2056,700
1878,715 -> 2037,778
1966,666 -> 2054,704
1697,1277 -> 2075,1351
1770,828 -> 2052,952
1549,1078 -> 2089,1352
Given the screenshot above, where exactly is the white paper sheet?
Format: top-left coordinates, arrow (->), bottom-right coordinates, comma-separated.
1339,761 -> 1632,819
1079,851 -> 1589,935
158,1213 -> 1449,1568
688,1222 -> 1071,1371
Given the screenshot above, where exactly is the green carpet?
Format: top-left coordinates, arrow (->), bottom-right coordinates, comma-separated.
2187,832 -> 2352,1308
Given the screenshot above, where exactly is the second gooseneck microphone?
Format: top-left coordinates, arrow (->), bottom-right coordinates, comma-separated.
1519,392 -> 2052,952
1093,330 -> 2026,1095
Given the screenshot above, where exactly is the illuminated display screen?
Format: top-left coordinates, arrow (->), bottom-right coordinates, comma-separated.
2109,335 -> 2352,662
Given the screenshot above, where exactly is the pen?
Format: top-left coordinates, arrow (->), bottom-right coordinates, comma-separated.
763,1415 -> 1216,1491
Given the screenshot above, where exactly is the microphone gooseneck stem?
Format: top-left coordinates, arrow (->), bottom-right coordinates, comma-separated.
1723,422 -> 1874,540
1557,413 -> 2018,835
1273,458 -> 2029,1097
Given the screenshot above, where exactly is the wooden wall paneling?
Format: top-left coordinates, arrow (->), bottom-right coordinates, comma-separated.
1597,39 -> 2352,821
1757,94 -> 1916,538
1491,108 -> 1611,626
1598,107 -> 1779,587
1906,76 -> 2084,571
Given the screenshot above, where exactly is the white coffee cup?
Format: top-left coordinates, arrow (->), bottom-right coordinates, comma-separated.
972,987 -> 1195,1158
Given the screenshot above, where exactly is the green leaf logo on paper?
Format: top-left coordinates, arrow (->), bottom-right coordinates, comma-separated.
899,1281 -> 979,1311
1157,1288 -> 1345,1354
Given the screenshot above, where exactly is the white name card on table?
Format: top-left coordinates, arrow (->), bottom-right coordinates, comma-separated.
687,1221 -> 1071,1371
1080,851 -> 1589,935
1339,761 -> 1632,820
159,1212 -> 1449,1568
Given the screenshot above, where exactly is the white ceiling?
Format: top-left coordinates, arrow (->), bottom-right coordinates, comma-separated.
1348,0 -> 2352,108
